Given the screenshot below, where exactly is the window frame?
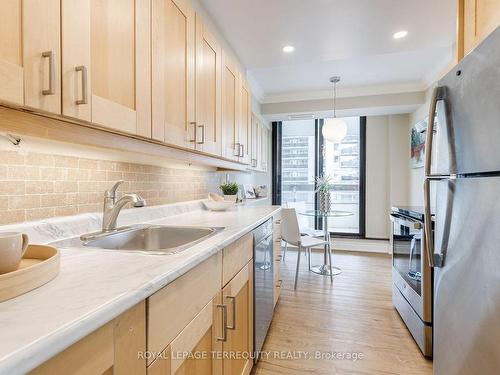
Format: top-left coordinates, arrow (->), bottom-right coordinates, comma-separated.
273,117 -> 366,239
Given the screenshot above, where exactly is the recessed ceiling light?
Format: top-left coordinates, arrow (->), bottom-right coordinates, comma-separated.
393,30 -> 408,40
282,45 -> 295,53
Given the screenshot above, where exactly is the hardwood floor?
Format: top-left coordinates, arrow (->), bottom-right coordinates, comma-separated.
252,249 -> 433,375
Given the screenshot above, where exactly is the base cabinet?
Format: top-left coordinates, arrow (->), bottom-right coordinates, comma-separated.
30,301 -> 146,375
148,295 -> 223,375
30,233 -> 257,375
273,212 -> 282,307
222,262 -> 254,375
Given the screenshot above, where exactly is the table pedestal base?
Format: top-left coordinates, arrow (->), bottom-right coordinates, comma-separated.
310,264 -> 342,276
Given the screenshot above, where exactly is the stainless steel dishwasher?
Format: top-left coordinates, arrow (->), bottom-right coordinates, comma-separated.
253,218 -> 274,356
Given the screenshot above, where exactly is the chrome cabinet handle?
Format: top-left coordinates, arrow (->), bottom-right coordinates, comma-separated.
251,158 -> 257,167
75,66 -> 88,105
225,296 -> 236,330
197,124 -> 205,144
216,304 -> 227,342
239,144 -> 244,157
42,51 -> 55,95
189,122 -> 197,143
233,143 -> 241,156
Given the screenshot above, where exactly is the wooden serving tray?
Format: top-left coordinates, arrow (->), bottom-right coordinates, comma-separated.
0,245 -> 60,303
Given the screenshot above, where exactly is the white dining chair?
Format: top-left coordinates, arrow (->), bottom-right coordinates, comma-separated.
283,201 -> 323,261
281,208 -> 333,290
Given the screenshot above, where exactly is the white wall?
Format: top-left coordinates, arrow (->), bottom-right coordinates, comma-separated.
365,114 -> 410,238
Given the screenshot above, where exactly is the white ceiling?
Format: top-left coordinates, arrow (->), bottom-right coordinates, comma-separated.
200,0 -> 457,102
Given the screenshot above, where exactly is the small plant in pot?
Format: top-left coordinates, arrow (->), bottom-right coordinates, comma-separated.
219,182 -> 239,202
315,175 -> 332,213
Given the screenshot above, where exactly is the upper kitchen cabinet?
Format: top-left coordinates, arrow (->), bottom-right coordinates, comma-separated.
61,0 -> 151,137
238,75 -> 252,165
0,0 -> 24,106
250,114 -> 260,168
0,0 -> 62,113
221,51 -> 240,161
260,125 -> 268,172
195,15 -> 222,156
459,0 -> 500,58
151,0 -> 195,148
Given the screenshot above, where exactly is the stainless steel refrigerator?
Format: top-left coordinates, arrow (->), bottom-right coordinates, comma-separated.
424,27 -> 500,374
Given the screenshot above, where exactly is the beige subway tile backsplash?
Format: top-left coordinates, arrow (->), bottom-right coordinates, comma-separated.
0,150 -> 219,225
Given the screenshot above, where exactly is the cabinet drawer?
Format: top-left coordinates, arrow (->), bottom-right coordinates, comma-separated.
273,213 -> 281,242
222,233 -> 253,286
274,280 -> 282,307
274,257 -> 282,307
274,240 -> 282,261
147,253 -> 222,364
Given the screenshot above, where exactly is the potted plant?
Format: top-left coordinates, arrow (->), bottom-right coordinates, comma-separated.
315,175 -> 332,213
219,182 -> 239,202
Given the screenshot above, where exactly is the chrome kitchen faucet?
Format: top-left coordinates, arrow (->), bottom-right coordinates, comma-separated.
101,180 -> 146,232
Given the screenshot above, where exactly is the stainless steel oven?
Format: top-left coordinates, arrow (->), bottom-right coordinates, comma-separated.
390,206 -> 433,357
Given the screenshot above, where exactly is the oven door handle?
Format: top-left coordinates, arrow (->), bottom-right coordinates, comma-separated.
390,214 -> 422,230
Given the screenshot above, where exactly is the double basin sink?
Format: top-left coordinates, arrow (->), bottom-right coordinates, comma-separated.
52,224 -> 224,255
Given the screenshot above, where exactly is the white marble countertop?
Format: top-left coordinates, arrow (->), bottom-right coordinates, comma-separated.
0,201 -> 280,375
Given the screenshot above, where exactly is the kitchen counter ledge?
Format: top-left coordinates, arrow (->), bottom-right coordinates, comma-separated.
0,201 -> 280,375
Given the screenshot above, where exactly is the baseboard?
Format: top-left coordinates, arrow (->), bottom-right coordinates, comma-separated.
331,238 -> 390,254
285,238 -> 391,254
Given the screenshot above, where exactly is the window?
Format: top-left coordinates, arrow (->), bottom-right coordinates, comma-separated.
321,117 -> 363,234
275,117 -> 366,237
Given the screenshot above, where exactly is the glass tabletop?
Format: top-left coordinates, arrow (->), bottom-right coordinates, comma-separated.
298,210 -> 354,218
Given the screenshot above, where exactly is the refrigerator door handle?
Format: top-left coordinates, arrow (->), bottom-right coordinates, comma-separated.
424,87 -> 443,178
424,178 -> 437,267
424,86 -> 452,268
424,176 -> 455,268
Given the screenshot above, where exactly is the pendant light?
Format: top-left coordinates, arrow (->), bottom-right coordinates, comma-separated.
322,76 -> 347,143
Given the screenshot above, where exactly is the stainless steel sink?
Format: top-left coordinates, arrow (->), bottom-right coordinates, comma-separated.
52,225 -> 223,255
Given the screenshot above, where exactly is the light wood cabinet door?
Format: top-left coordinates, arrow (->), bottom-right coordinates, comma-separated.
147,253 -> 222,367
0,0 -> 24,106
259,125 -> 268,172
222,262 -> 254,375
31,301 -> 146,375
148,295 -> 223,375
238,76 -> 252,165
152,0 -> 195,148
62,0 -> 151,136
195,15 -> 222,156
250,114 -> 260,168
462,0 -> 500,56
23,0 -> 61,114
221,51 -> 240,161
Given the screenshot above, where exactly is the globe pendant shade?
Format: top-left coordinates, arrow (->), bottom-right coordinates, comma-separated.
322,118 -> 347,143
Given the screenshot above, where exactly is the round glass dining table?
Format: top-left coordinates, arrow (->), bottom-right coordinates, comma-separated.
297,210 -> 353,276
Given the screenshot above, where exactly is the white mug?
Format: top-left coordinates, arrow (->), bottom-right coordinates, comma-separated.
0,232 -> 29,274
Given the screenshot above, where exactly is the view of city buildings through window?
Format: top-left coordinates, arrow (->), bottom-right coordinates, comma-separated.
281,118 -> 362,234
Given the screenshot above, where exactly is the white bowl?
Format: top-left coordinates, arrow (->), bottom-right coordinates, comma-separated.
208,192 -> 224,202
203,199 -> 235,211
